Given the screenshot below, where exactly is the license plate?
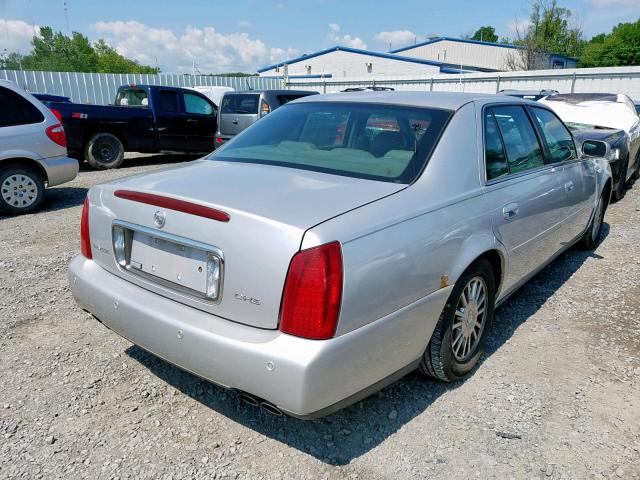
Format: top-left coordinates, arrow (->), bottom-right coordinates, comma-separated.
112,222 -> 223,301
130,232 -> 208,293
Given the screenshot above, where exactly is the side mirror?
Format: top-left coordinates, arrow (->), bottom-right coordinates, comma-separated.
581,140 -> 610,159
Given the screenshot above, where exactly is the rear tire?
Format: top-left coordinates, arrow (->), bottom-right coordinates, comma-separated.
578,191 -> 607,250
419,258 -> 496,382
611,160 -> 628,202
0,166 -> 45,215
631,153 -> 640,181
85,133 -> 125,169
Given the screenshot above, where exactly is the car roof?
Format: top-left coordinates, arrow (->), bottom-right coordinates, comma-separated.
227,89 -> 317,95
291,91 -> 532,110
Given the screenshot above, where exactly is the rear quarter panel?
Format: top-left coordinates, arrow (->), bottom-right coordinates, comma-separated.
303,102 -> 504,337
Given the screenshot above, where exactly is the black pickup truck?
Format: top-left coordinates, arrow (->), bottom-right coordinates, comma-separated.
42,85 -> 218,169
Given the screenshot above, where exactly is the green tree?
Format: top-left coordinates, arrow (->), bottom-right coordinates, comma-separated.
580,19 -> 640,67
507,0 -> 584,70
471,26 -> 498,43
1,26 -> 159,73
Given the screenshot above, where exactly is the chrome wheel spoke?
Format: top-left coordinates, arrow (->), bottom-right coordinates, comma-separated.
451,275 -> 488,362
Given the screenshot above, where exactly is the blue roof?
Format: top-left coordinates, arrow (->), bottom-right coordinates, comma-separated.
389,36 -> 521,53
257,45 -> 452,73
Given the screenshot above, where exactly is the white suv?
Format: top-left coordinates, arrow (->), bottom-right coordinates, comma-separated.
0,80 -> 78,214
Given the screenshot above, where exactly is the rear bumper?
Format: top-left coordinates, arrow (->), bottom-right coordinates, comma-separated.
68,256 -> 450,417
38,155 -> 79,187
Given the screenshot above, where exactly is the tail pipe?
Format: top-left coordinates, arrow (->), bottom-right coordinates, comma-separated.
236,391 -> 283,416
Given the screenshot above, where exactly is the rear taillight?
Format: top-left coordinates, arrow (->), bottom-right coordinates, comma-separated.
80,196 -> 92,259
279,242 -> 343,340
216,136 -> 224,144
49,108 -> 63,122
45,123 -> 67,147
260,100 -> 271,116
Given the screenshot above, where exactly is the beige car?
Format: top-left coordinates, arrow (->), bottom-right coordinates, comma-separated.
0,80 -> 78,214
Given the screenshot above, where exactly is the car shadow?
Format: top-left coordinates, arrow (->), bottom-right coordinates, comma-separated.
0,186 -> 89,219
125,223 -> 609,465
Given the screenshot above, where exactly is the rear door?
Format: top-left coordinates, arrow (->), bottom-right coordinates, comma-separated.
481,105 -> 565,292
153,89 -> 187,150
529,106 -> 596,243
218,93 -> 260,136
182,91 -> 217,152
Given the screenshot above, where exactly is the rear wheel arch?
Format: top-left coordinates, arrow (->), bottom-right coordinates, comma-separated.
476,249 -> 504,296
0,157 -> 49,184
83,127 -> 126,150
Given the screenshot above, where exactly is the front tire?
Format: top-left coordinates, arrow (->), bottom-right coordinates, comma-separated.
611,160 -> 628,202
0,166 -> 45,215
578,191 -> 607,250
85,133 -> 125,169
419,258 -> 496,382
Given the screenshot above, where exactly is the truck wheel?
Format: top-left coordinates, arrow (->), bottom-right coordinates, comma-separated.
0,166 -> 45,215
419,258 -> 495,382
85,133 -> 125,169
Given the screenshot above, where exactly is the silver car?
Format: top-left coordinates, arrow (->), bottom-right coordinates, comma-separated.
0,80 -> 78,214
68,92 -> 611,418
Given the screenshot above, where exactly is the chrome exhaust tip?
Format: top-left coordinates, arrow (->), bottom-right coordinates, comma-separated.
260,401 -> 283,416
237,393 -> 260,407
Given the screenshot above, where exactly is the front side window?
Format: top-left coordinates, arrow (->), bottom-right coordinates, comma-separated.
0,87 -> 45,127
184,93 -> 214,115
492,106 -> 545,174
530,107 -> 576,163
210,102 -> 452,183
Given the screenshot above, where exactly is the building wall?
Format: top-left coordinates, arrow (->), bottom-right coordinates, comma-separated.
396,40 -> 518,71
258,49 -> 441,78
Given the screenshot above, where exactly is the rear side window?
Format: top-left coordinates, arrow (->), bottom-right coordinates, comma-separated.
491,106 -> 545,174
0,87 -> 45,127
484,111 -> 509,180
184,93 -> 214,115
158,91 -> 179,113
276,94 -> 310,105
530,107 -> 576,163
220,94 -> 260,114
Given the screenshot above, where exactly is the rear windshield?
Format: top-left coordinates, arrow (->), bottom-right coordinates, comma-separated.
115,88 -> 148,107
210,102 -> 452,183
220,94 -> 260,114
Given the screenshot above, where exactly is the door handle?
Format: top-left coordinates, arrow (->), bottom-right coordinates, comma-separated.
564,181 -> 574,192
502,203 -> 519,220
187,118 -> 198,123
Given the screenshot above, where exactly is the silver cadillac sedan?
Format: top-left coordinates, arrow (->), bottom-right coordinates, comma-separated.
68,92 -> 611,418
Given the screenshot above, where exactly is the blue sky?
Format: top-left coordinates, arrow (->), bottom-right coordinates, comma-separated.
1,0 -> 639,73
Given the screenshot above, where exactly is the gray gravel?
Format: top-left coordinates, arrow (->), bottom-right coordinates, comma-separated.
1,154 -> 639,479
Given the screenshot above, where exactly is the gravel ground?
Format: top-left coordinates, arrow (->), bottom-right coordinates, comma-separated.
1,154 -> 639,480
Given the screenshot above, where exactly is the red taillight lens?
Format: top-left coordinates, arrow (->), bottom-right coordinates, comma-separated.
45,123 -> 67,147
80,196 -> 92,259
216,136 -> 224,144
279,242 -> 343,340
49,108 -> 63,122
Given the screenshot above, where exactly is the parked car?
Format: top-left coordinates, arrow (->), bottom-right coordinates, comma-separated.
215,90 -> 318,147
69,92 -> 611,418
499,89 -> 559,101
41,84 -> 219,169
539,93 -> 640,201
0,80 -> 78,214
187,86 -> 235,109
341,86 -> 395,92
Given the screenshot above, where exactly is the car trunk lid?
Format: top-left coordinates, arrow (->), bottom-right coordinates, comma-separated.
88,159 -> 404,329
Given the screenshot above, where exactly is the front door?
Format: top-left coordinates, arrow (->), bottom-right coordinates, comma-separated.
182,92 -> 217,152
154,89 -> 187,151
481,105 -> 566,293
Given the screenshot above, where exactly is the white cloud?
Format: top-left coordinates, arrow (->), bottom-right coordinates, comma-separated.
374,30 -> 416,49
507,18 -> 531,36
326,23 -> 367,49
93,20 -> 296,73
0,18 -> 40,55
237,20 -> 251,28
